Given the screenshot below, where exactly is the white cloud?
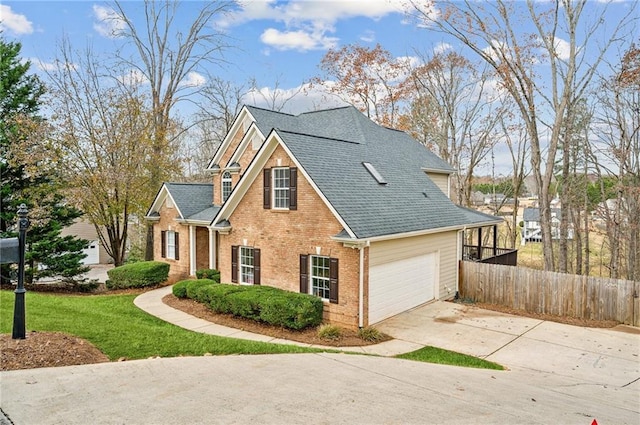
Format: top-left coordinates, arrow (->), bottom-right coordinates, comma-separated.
180,72 -> 207,88
260,28 -> 338,51
552,37 -> 570,61
0,5 -> 34,35
224,0 -> 406,52
31,59 -> 58,72
360,30 -> 375,43
242,81 -> 347,115
93,5 -> 125,38
117,69 -> 148,87
433,42 -> 453,55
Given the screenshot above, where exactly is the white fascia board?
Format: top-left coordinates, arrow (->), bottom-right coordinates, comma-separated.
207,106 -> 254,169
422,167 -> 453,175
146,184 -> 185,220
226,123 -> 265,167
211,130 -> 357,240
332,223 -> 471,244
175,219 -> 211,226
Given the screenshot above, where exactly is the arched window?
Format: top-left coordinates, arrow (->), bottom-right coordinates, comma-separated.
222,172 -> 232,202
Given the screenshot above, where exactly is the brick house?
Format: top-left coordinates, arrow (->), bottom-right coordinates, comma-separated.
146,105 -> 500,328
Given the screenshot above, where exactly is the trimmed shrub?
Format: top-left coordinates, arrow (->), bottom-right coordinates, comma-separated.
227,290 -> 263,320
182,282 -> 323,330
196,268 -> 221,282
318,324 -> 342,340
259,291 -> 323,330
206,284 -> 246,314
172,280 -> 192,298
106,261 -> 169,289
186,279 -> 216,300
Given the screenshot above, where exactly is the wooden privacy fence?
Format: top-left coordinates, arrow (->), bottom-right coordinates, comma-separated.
459,261 -> 640,327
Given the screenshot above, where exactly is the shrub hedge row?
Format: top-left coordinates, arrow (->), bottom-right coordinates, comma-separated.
195,268 -> 221,281
172,280 -> 323,330
106,261 -> 169,289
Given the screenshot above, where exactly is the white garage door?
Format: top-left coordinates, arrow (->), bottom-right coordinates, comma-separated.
82,240 -> 100,265
369,252 -> 436,324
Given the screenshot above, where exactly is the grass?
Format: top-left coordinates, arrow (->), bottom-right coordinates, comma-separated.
0,290 -> 322,360
1,290 -> 504,370
396,346 -> 504,370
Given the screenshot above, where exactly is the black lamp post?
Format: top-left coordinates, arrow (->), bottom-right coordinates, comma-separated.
12,203 -> 29,339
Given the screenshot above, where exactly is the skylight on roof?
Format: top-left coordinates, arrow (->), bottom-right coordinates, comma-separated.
362,162 -> 387,185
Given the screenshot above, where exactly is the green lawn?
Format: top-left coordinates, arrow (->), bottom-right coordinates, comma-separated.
0,290 -> 321,360
396,346 -> 504,370
2,290 -> 504,370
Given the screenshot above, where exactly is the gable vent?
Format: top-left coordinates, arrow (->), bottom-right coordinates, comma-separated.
362,162 -> 387,185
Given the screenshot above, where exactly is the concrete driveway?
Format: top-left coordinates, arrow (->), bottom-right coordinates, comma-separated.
377,301 -> 640,388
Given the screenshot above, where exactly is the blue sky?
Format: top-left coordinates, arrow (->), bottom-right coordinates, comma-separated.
2,1 -> 636,114
2,1 -> 638,176
2,1 -> 431,113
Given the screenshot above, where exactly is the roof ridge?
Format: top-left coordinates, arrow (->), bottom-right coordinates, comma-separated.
297,105 -> 352,116
166,182 -> 212,186
245,104 -> 296,117
276,128 -> 360,145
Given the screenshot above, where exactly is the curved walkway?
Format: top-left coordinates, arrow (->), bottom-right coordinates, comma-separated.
134,285 -> 423,356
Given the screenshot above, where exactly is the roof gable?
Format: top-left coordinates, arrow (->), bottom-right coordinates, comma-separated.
147,182 -> 216,222
211,105 -> 497,239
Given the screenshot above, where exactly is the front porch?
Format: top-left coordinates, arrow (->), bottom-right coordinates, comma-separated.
462,225 -> 518,266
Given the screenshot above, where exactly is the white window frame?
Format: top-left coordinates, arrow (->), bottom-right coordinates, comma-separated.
222,172 -> 232,202
166,230 -> 176,260
239,246 -> 254,285
272,167 -> 290,210
310,255 -> 331,300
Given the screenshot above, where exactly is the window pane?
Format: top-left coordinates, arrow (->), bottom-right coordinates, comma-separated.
273,168 -> 289,208
239,246 -> 254,284
167,231 -> 176,259
310,256 -> 330,299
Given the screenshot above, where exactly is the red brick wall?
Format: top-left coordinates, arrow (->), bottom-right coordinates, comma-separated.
218,144 -> 362,328
153,201 -> 190,281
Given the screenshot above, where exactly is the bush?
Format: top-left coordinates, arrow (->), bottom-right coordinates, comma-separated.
181,282 -> 323,330
358,326 -> 384,342
206,284 -> 246,314
259,291 -> 323,330
195,268 -> 220,282
317,324 -> 342,340
172,280 -> 192,298
106,261 -> 169,289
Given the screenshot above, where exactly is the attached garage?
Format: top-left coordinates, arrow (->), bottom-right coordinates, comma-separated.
368,251 -> 437,324
81,240 -> 100,265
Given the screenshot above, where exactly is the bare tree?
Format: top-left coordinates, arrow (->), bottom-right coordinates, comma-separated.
407,0 -> 637,271
405,51 -> 501,206
110,0 -> 234,259
311,43 -> 408,127
591,43 -> 640,280
46,42 -> 169,266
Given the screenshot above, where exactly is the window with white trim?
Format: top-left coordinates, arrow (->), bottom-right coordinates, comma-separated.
161,230 -> 180,260
222,172 -> 232,202
272,167 -> 290,209
310,255 -> 331,299
240,246 -> 255,284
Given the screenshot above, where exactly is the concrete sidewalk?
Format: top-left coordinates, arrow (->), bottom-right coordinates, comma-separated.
134,285 -> 422,356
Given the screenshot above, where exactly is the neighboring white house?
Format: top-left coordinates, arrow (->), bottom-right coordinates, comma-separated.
61,219 -> 110,265
521,207 -> 574,245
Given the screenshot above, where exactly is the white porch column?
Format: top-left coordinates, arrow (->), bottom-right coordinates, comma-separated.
208,227 -> 216,270
189,225 -> 196,276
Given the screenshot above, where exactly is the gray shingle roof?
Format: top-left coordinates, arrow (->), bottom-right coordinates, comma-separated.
523,207 -> 561,221
164,183 -> 216,221
259,106 -> 492,239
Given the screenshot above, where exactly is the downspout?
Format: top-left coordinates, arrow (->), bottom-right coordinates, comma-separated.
359,245 -> 364,328
358,240 -> 369,328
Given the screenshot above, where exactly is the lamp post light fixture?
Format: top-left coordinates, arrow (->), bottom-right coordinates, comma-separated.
12,203 -> 29,339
